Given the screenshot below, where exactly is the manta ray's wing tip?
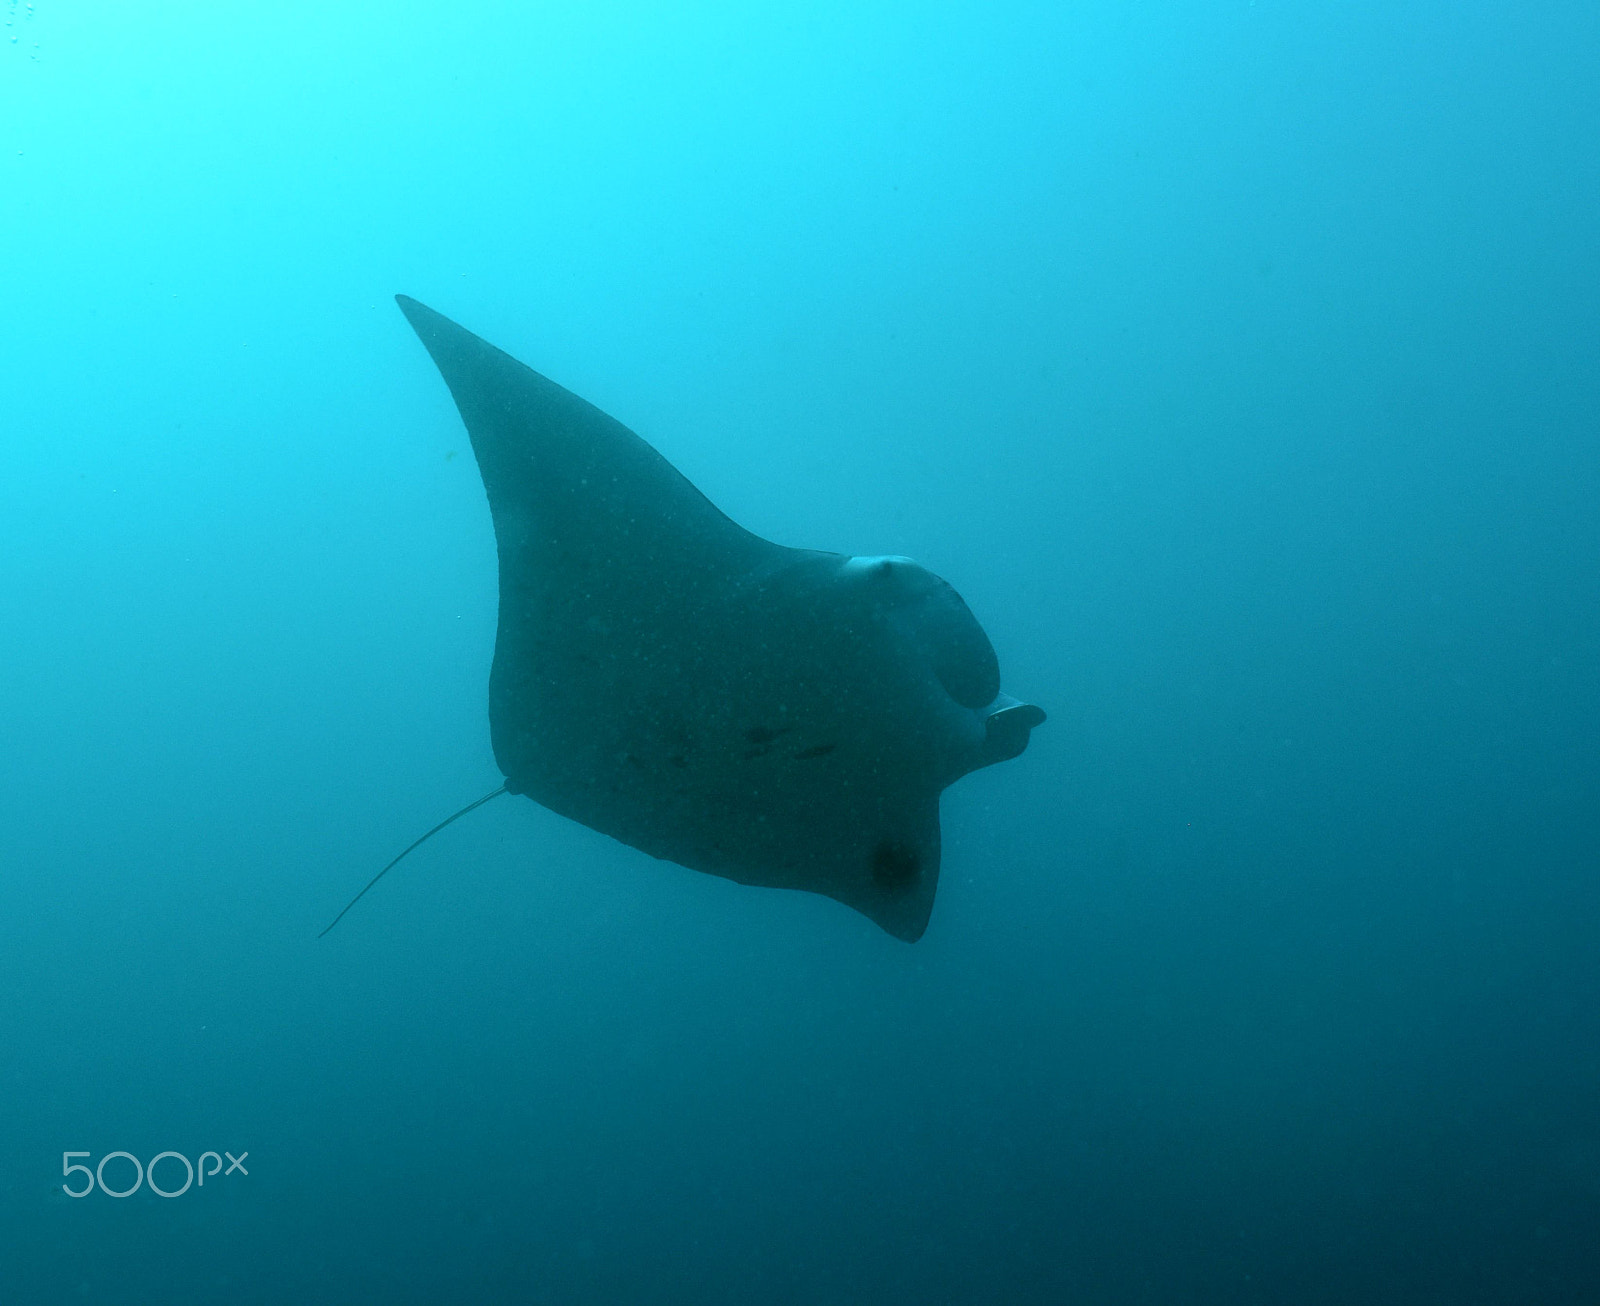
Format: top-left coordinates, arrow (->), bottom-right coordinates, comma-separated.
394,295 -> 465,354
394,293 -> 429,323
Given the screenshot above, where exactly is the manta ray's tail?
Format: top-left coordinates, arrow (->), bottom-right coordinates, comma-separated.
317,783 -> 509,938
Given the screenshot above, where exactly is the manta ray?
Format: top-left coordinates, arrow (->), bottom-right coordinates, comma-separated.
323,296 -> 1043,942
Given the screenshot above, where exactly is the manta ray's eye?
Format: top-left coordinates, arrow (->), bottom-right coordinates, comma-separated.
843,554 -> 914,582
870,840 -> 920,891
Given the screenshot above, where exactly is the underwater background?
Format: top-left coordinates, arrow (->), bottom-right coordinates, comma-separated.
2,2 -> 1597,1302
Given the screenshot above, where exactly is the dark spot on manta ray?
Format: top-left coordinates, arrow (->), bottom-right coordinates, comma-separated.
740,724 -> 793,760
871,840 -> 921,892
316,295 -> 1046,945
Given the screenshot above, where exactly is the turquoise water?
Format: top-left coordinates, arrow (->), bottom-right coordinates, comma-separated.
3,3 -> 1597,1301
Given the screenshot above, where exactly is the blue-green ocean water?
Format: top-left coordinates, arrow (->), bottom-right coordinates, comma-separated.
3,3 -> 1597,1302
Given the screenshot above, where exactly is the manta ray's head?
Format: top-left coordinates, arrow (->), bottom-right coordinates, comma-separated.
835,551 -> 1046,777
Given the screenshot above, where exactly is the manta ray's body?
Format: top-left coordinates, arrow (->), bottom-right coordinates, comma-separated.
395,295 -> 1042,941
